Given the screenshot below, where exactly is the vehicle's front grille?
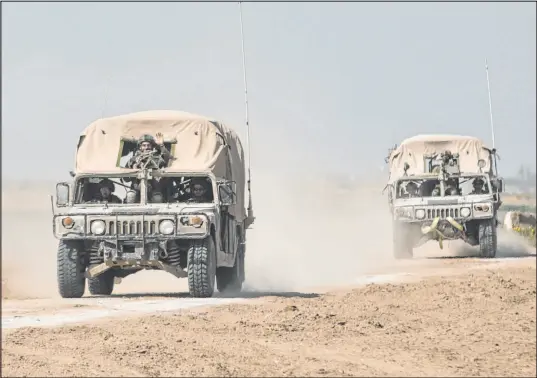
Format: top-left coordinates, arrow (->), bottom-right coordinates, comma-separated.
426,207 -> 459,219
106,220 -> 157,236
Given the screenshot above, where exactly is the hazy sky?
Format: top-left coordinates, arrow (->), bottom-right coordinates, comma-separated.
3,2 -> 536,181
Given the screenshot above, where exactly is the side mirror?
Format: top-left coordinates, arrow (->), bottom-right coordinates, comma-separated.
218,181 -> 237,206
492,178 -> 503,193
56,182 -> 70,207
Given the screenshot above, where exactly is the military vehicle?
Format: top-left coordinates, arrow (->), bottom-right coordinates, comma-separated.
385,134 -> 503,259
52,110 -> 255,298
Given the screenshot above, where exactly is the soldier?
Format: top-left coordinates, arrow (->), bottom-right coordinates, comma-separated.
89,179 -> 122,203
126,132 -> 171,169
405,181 -> 419,198
470,178 -> 487,194
187,178 -> 212,203
445,178 -> 460,196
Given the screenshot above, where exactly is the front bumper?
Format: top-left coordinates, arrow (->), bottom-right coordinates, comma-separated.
393,203 -> 494,223
53,212 -> 210,240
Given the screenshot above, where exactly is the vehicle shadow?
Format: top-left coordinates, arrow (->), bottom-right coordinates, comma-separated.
424,246 -> 536,260
95,290 -> 320,300
214,290 -> 320,299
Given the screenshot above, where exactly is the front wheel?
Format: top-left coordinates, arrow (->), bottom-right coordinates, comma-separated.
478,218 -> 497,258
88,266 -> 115,296
57,240 -> 86,298
187,236 -> 217,298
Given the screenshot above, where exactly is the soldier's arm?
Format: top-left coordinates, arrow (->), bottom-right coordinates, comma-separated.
157,143 -> 171,161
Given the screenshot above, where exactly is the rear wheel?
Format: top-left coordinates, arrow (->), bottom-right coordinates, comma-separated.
478,218 -> 497,258
57,240 -> 86,298
393,221 -> 414,259
88,266 -> 115,296
187,236 -> 217,298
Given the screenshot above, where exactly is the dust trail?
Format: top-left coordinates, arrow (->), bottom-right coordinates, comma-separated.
243,172 -> 397,292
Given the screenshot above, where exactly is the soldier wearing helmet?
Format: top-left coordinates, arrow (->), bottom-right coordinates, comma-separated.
404,181 -> 419,198
471,178 -> 487,194
89,179 -> 122,203
126,132 -> 171,169
187,177 -> 212,203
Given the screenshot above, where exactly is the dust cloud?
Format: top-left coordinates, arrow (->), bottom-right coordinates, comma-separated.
2,173 -> 533,299
244,171 -> 396,292
2,182 -> 59,299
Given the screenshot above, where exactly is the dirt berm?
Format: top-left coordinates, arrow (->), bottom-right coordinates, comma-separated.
2,259 -> 535,377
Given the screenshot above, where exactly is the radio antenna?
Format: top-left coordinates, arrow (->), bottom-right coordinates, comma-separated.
485,58 -> 496,149
239,1 -> 255,226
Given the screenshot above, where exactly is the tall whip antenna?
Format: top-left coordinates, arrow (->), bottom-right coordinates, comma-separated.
485,58 -> 496,149
239,1 -> 255,225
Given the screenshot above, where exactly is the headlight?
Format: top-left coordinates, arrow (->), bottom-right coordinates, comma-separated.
159,220 -> 175,235
474,203 -> 490,212
395,207 -> 412,219
460,207 -> 471,217
179,215 -> 205,228
61,217 -> 75,229
415,209 -> 426,219
90,220 -> 106,235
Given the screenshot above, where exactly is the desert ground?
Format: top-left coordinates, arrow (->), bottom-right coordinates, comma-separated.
2,176 -> 536,377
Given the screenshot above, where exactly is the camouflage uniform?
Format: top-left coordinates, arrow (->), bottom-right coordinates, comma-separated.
126,134 -> 171,169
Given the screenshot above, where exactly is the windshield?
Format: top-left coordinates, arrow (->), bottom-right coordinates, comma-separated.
74,176 -> 140,205
150,176 -> 214,204
74,175 -> 215,205
396,175 -> 490,199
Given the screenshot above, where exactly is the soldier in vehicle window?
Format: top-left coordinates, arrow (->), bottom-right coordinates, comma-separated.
150,191 -> 165,203
404,181 -> 419,198
125,190 -> 138,204
89,179 -> 122,203
126,132 -> 171,169
445,178 -> 460,196
187,178 -> 211,203
431,184 -> 441,197
470,178 -> 487,194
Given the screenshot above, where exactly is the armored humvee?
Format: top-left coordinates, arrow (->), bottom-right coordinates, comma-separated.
52,110 -> 255,298
385,134 -> 504,259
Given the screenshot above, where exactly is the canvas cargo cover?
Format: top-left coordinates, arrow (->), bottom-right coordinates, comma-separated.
75,110 -> 247,221
388,134 -> 493,183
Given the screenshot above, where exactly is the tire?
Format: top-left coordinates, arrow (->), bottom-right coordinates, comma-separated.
88,266 -> 115,296
393,221 -> 413,259
478,218 -> 497,258
216,243 -> 244,294
187,236 -> 217,298
57,240 -> 86,298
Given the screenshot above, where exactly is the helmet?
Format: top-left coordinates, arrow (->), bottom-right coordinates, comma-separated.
190,177 -> 210,187
406,181 -> 418,191
473,178 -> 484,187
137,134 -> 156,146
99,179 -> 115,192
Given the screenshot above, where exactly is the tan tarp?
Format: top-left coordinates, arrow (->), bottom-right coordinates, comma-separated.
388,134 -> 493,183
75,110 -> 247,221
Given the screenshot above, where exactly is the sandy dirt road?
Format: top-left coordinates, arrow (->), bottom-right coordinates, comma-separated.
2,257 -> 535,377
2,179 -> 536,377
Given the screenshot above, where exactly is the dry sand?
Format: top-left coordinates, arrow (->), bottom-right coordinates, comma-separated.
2,260 -> 535,377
